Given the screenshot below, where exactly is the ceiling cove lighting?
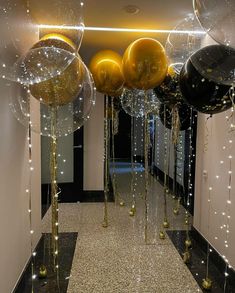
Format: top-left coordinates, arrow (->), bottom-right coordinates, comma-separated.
39,24 -> 206,35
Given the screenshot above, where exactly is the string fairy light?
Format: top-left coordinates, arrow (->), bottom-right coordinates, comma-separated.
27,112 -> 37,290
129,115 -> 136,217
199,104 -> 235,290
111,97 -> 119,206
183,108 -> 194,264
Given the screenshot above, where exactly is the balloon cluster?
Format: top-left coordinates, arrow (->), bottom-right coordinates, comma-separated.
1,1 -> 93,137
90,38 -> 168,117
164,10 -> 235,116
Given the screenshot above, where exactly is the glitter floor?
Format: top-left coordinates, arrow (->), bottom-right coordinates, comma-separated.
42,163 -> 202,293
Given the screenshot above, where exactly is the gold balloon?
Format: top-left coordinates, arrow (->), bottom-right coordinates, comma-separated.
89,50 -> 124,96
29,33 -> 84,106
122,38 -> 168,90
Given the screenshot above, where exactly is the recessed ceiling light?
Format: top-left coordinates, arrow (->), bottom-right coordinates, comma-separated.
123,5 -> 140,15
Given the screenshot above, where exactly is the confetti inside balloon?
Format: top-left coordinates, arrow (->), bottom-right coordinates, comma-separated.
121,89 -> 159,117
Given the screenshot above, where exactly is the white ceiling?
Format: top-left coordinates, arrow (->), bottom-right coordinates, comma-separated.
80,0 -> 194,64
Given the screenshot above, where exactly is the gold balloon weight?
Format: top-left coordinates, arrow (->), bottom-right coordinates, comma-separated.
129,205 -> 136,217
39,265 -> 47,279
159,231 -> 166,240
202,278 -> 212,291
183,250 -> 191,264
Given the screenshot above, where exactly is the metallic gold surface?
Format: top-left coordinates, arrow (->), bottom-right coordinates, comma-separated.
185,238 -> 192,248
39,265 -> 47,279
202,278 -> 212,291
183,250 -> 191,264
90,50 -> 124,96
159,231 -> 166,240
103,95 -> 109,228
129,206 -> 136,217
122,38 -> 168,90
163,219 -> 170,229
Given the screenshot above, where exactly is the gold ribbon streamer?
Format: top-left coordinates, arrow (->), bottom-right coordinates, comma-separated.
160,104 -> 170,239
129,115 -> 136,216
171,104 -> 180,146
144,92 -> 150,243
103,95 -> 109,227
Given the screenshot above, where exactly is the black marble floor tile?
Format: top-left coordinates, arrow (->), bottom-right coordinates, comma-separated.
167,230 -> 235,293
14,233 -> 77,293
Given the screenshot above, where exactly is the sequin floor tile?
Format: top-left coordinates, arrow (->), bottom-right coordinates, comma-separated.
67,241 -> 201,293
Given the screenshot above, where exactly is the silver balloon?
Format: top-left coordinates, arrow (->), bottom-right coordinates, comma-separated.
193,0 -> 235,49
121,89 -> 159,117
165,15 -> 205,74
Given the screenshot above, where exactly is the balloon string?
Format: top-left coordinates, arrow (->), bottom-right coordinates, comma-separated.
171,104 -> 180,145
163,105 -> 169,232
151,116 -> 156,176
103,95 -> 109,228
111,97 -> 118,204
144,92 -> 150,244
130,115 -> 136,214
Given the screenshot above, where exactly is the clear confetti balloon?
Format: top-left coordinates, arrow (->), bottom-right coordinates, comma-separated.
165,15 -> 205,74
193,0 -> 235,49
9,61 -> 96,137
0,0 -> 84,83
121,89 -> 160,117
3,47 -> 77,85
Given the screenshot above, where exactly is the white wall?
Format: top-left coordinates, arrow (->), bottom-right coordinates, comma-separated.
41,135 -> 74,184
194,111 -> 235,269
0,79 -> 41,293
154,116 -> 185,185
83,92 -> 104,190
0,2 -> 41,292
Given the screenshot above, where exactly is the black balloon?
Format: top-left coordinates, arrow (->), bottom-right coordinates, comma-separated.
180,59 -> 232,115
159,103 -> 191,131
190,44 -> 235,86
154,73 -> 183,105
